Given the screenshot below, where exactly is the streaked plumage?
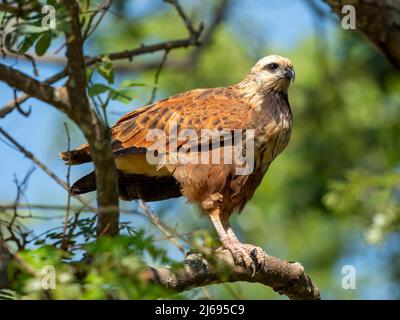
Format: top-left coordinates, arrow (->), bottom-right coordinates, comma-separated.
60,55 -> 295,271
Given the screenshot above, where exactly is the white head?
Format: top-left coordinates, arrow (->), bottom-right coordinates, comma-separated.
246,55 -> 295,94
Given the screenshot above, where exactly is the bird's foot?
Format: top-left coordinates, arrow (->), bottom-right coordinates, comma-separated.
242,244 -> 266,272
223,242 -> 266,276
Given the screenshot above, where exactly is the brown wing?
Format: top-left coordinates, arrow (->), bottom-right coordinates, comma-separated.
112,86 -> 252,153
62,86 -> 253,200
60,86 -> 252,174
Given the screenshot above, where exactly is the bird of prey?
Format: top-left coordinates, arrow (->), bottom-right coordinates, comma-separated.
60,55 -> 295,271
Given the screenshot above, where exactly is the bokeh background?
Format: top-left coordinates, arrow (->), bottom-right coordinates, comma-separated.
1,0 -> 400,299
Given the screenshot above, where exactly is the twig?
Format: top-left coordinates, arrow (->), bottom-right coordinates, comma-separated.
0,240 -> 39,277
3,167 -> 36,250
13,89 -> 31,117
1,0 -> 229,75
88,78 -> 110,125
147,49 -> 169,105
138,200 -> 186,254
0,127 -> 95,212
1,13 -> 39,76
164,0 -> 203,38
82,0 -> 112,40
0,203 -> 142,215
61,123 -> 72,248
85,37 -> 202,65
64,211 -> 81,249
0,31 -> 204,118
188,0 -> 230,64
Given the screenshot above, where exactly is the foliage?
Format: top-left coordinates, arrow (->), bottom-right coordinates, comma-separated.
324,170 -> 400,244
8,232 -> 173,300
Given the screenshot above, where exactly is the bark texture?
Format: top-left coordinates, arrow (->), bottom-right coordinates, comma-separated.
324,0 -> 400,70
149,249 -> 320,300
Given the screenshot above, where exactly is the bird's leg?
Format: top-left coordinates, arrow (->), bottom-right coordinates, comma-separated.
209,213 -> 250,267
209,211 -> 265,274
225,225 -> 266,270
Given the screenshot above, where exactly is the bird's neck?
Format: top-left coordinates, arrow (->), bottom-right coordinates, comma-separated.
236,75 -> 289,110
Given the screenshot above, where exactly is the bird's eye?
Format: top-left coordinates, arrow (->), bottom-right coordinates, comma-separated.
266,63 -> 279,71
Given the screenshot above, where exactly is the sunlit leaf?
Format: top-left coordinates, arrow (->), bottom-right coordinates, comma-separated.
88,83 -> 109,97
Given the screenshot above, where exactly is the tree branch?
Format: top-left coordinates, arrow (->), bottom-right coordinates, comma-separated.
0,63 -> 69,112
188,0 -> 230,64
84,36 -> 202,65
0,203 -> 140,216
0,127 -> 95,212
164,0 -> 203,39
324,0 -> 400,70
0,34 -> 203,118
61,0 -> 119,236
0,0 -> 205,119
0,70 -> 67,118
0,2 -> 121,236
148,249 -> 320,300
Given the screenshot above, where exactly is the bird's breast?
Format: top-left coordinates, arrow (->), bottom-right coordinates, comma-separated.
254,111 -> 293,168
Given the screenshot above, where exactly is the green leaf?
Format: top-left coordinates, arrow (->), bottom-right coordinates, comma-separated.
120,80 -> 146,88
86,67 -> 94,83
18,33 -> 41,53
97,63 -> 114,84
109,88 -> 136,104
35,32 -> 52,56
88,84 -> 109,97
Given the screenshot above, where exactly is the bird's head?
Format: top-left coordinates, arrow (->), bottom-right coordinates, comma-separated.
248,55 -> 295,94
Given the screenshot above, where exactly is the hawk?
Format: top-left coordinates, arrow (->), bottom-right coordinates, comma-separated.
60,55 -> 295,271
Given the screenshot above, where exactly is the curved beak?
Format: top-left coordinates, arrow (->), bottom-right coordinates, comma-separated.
284,68 -> 295,82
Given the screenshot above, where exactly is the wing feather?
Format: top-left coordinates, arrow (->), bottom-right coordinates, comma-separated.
60,86 -> 253,176
112,86 -> 252,153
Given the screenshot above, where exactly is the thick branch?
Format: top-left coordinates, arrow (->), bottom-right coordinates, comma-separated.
149,249 -> 320,300
0,69 -> 67,118
324,0 -> 400,70
61,0 -> 119,236
0,63 -> 69,112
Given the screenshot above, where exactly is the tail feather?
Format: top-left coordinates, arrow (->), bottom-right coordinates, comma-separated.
59,144 -> 91,165
118,173 -> 181,201
70,171 -> 96,194
69,170 -> 182,201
